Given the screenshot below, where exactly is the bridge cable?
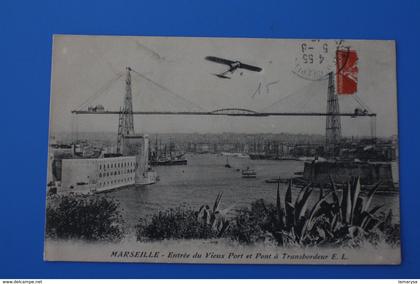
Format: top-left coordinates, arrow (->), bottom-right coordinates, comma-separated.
75,72 -> 124,111
259,79 -> 323,112
352,94 -> 372,113
130,68 -> 206,112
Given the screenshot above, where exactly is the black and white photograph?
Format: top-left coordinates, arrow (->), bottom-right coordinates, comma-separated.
44,35 -> 400,264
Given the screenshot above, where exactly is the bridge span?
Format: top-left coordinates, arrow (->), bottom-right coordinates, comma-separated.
72,107 -> 376,117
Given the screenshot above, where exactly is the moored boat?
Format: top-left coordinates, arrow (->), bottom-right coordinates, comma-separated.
242,167 -> 256,178
265,178 -> 289,184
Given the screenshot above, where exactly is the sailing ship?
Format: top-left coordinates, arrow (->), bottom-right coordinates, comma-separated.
150,137 -> 187,166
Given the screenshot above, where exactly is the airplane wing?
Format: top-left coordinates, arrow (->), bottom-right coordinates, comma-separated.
214,73 -> 231,79
205,56 -> 236,66
238,63 -> 262,72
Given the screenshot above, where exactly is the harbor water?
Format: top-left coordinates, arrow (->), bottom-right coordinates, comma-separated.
106,153 -> 400,228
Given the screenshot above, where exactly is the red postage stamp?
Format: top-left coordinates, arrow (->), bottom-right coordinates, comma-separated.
336,49 -> 358,95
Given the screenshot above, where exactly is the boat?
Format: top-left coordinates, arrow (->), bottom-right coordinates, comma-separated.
249,153 -> 298,161
150,137 -> 188,166
221,152 -> 250,159
265,178 -> 289,184
236,153 -> 250,159
150,156 -> 187,166
224,156 -> 231,168
242,167 -> 256,178
249,153 -> 272,160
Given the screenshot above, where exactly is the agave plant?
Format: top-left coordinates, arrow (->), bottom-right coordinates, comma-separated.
197,192 -> 232,237
300,176 -> 384,245
268,176 -> 384,246
269,179 -> 314,245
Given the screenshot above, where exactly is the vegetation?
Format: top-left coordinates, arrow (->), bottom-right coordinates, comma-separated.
45,194 -> 124,241
46,176 -> 399,248
228,177 -> 400,247
135,206 -> 215,240
135,176 -> 400,248
196,192 -> 231,237
135,193 -> 231,241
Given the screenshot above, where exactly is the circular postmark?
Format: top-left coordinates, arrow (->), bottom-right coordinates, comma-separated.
293,39 -> 350,81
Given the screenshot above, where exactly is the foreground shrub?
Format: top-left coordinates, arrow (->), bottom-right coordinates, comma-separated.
135,206 -> 217,240
45,194 -> 124,241
227,201 -> 273,244
136,193 -> 231,241
228,177 -> 399,248
134,176 -> 399,247
197,192 -> 231,237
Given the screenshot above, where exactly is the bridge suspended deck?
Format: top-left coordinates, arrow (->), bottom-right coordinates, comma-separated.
71,108 -> 376,117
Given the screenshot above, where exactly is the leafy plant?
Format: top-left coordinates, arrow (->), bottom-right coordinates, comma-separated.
227,200 -> 273,244
45,194 -> 124,241
299,176 -> 385,246
229,176 -> 397,247
136,193 -> 232,240
135,206 -> 216,240
197,192 -> 231,237
134,177 -> 399,247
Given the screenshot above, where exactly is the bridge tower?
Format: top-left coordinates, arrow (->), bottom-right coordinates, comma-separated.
325,72 -> 342,156
116,67 -> 135,154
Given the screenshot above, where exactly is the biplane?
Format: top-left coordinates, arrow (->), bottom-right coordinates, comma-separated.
205,56 -> 262,79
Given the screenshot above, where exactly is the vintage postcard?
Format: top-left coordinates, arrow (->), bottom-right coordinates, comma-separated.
44,35 -> 400,264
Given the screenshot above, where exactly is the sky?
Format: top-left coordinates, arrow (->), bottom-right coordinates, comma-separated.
49,35 -> 398,137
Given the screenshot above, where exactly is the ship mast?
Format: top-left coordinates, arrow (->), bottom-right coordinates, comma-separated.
116,67 -> 135,154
